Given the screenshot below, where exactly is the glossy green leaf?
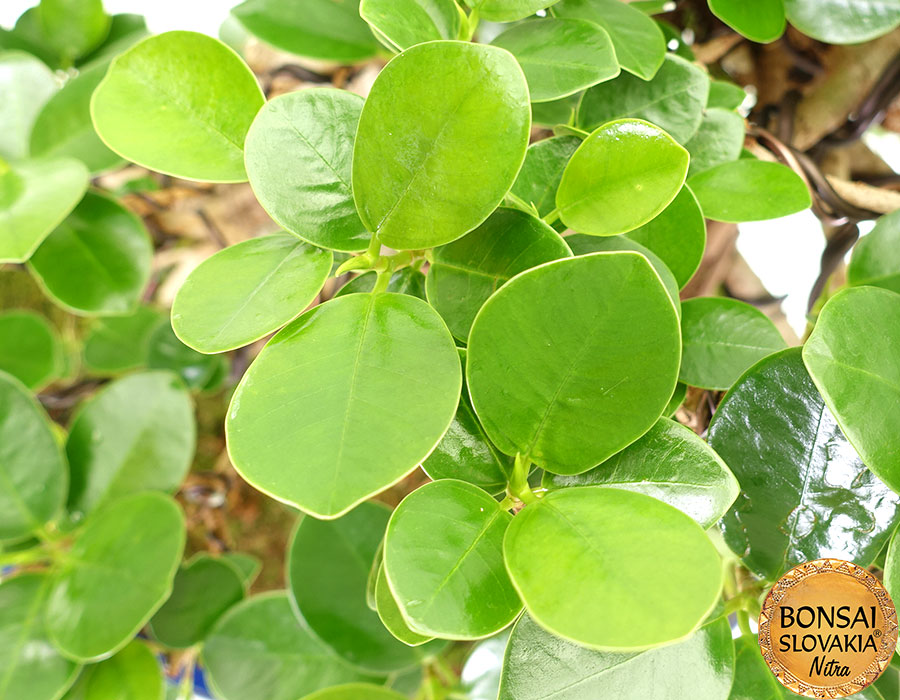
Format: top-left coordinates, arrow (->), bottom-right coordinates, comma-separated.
468,252 -> 680,474
685,107 -> 745,177
0,157 -> 89,264
577,54 -> 709,143
0,310 -> 61,389
471,0 -> 557,22
545,418 -> 739,529
150,554 -> 245,649
289,502 -> 431,671
688,160 -> 811,223
360,0 -> 461,51
374,565 -> 434,646
37,0 -> 109,62
784,0 -> 900,44
146,322 -> 227,390
82,306 -> 163,373
91,31 -> 264,182
232,0 -> 379,62
30,62 -> 123,174
244,90 -> 368,252
62,640 -> 161,700
510,136 -> 580,218
28,191 -> 152,316
848,208 -> 900,294
709,0 -> 785,42
426,208 -> 571,341
336,268 -> 427,299
557,119 -> 689,236
0,372 -> 67,541
504,487 -> 722,649
0,51 -> 57,161
302,685 -> 407,700
172,234 -> 331,353
227,293 -> 460,518
500,611 -> 734,700
680,296 -> 787,391
665,381 -> 687,417
66,371 -> 195,517
0,574 -> 79,700
204,593 -> 373,700
710,348 -> 900,581
803,286 -> 900,496
222,552 -> 261,589
460,631 -> 509,700
47,492 -> 186,661
554,0 -> 666,80
385,480 -> 521,639
491,19 -> 618,102
352,40 -> 530,250
708,80 -> 747,110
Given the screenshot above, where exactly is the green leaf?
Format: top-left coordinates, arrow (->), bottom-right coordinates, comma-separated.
374,564 -> 434,646
710,348 -> 900,581
577,54 -> 709,143
460,631 -> 509,700
82,305 -> 164,373
28,191 -> 152,316
500,611 -> 734,700
685,107 -> 745,177
708,80 -> 747,110
491,18 -> 619,103
360,0 -> 461,51
91,31 -> 264,182
885,527 -> 900,613
149,554 -> 245,649
510,136 -> 580,218
848,209 -> 900,294
172,234 -> 332,353
426,208 -> 571,341
352,40 -> 530,250
203,593 -> 374,700
468,252 -> 680,475
0,13 -> 61,69
29,62 -> 123,174
0,371 -> 67,541
544,417 -> 739,528
62,640 -> 161,700
803,286 -> 900,496
531,94 -> 579,127
65,371 -> 195,517
688,160 -> 811,223
146,321 -> 227,390
385,480 -> 521,639
226,293 -> 460,518
554,0 -> 666,80
77,13 -> 148,69
301,684 -> 407,700
679,296 -> 787,391
0,157 -> 89,264
503,487 -> 722,649
0,574 -> 79,700
557,119 -> 689,236
784,0 -> 900,44
471,0 -> 558,22
336,268 -> 427,299
37,0 -> 110,62
0,310 -> 61,389
708,0 -> 785,43
47,491 -> 185,661
625,185 -> 706,289
0,51 -> 57,161
222,552 -> 262,589
232,0 -> 379,62
244,90 -> 368,252
665,381 -> 687,417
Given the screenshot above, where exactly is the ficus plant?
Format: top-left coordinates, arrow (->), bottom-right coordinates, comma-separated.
3,0 -> 900,699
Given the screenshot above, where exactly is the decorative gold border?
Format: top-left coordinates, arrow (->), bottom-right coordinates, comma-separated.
758,558 -> 898,698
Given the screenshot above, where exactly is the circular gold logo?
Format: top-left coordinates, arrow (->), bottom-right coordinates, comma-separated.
758,559 -> 898,697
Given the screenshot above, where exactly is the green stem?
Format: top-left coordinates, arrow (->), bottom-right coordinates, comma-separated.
465,8 -> 480,40
0,546 -> 51,568
372,268 -> 392,294
737,609 -> 753,637
430,655 -> 457,687
542,208 -> 561,226
504,191 -> 537,216
508,453 -> 538,505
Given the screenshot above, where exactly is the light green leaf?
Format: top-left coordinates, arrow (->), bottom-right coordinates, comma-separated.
375,565 -> 434,646
0,310 -> 61,390
803,286 -> 900,496
557,119 -> 689,236
708,0 -> 785,43
385,480 -> 521,639
531,94 -> 579,127
470,0 -> 558,22
65,371 -> 195,517
352,40 -> 530,250
545,418 -> 739,528
28,191 -> 152,316
37,0 -> 110,62
680,296 -> 787,391
491,18 -> 619,103
360,0 -> 461,51
688,159 -> 811,223
708,80 -> 747,110
848,208 -> 900,294
82,305 -> 163,374
91,31 -> 264,182
0,51 -> 57,161
244,90 -> 368,252
62,640 -> 161,700
685,107 -> 745,177
47,492 -> 186,662
510,135 -> 580,218
226,293 -> 460,518
77,13 -> 148,69
784,0 -> 900,44
301,685 -> 407,700
0,371 -> 67,541
503,487 -> 722,649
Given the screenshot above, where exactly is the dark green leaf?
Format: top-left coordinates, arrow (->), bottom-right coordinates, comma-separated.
146,322 -> 227,390
708,0 -> 785,43
82,305 -> 163,374
510,135 -> 580,218
336,268 -> 427,299
360,0 -> 461,51
665,381 -> 687,417
0,310 -> 61,389
222,552 -> 262,589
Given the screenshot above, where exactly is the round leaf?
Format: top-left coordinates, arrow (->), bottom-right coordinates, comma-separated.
473,0 -> 558,22
47,492 -> 186,662
784,0 -> 900,44
708,80 -> 747,110
360,0 -> 461,51
467,252 -> 681,475
352,40 -> 530,250
62,640 -> 161,700
503,487 -> 722,649
222,552 -> 261,589
82,305 -> 163,373
0,310 -> 61,389
0,51 -> 57,161
384,480 -> 522,639
301,685 -> 407,700
244,90 -> 368,252
226,293 -> 460,518
91,31 -> 264,182
374,565 -> 434,646
146,322 -> 227,390
848,208 -> 900,294
510,135 -> 580,218
684,107 -> 745,177
708,0 -> 785,43
556,119 -> 689,237
37,0 -> 110,62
